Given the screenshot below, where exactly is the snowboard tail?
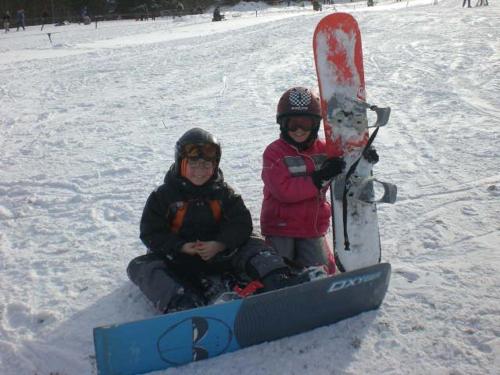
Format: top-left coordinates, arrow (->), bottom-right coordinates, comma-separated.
94,263 -> 391,375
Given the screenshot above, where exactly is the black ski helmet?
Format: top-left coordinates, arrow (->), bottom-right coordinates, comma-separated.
174,128 -> 221,175
276,87 -> 322,126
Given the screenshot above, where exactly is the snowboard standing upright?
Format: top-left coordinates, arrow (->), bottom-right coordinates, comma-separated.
313,13 -> 396,272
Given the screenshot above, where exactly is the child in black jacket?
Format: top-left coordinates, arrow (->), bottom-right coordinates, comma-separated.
128,128 -> 301,313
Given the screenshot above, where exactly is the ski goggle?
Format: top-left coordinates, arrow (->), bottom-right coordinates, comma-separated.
186,159 -> 214,169
286,118 -> 316,132
181,143 -> 219,161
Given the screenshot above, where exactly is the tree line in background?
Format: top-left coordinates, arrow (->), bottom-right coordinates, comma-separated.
0,0 -> 252,25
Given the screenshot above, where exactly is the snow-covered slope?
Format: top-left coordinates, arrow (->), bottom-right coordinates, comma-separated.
0,1 -> 498,374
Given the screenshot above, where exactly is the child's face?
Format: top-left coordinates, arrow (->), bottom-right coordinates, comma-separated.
287,116 -> 315,144
185,159 -> 215,186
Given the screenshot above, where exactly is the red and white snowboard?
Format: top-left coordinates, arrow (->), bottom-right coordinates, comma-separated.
313,13 -> 395,272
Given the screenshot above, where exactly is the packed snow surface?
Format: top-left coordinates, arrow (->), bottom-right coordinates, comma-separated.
1,1 -> 499,374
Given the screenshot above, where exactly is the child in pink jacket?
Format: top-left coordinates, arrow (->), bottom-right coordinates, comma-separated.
261,87 -> 345,273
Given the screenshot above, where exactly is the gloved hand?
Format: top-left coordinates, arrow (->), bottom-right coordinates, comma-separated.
363,146 -> 379,164
311,157 -> 345,189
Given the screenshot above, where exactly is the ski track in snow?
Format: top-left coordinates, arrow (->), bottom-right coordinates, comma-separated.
1,1 -> 499,374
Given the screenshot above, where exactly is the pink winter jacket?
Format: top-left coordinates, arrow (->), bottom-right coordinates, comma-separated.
260,138 -> 331,238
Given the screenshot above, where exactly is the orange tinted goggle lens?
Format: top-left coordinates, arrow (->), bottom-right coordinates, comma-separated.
182,143 -> 218,161
287,122 -> 314,132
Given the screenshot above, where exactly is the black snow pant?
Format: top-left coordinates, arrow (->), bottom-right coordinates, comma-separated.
127,236 -> 287,312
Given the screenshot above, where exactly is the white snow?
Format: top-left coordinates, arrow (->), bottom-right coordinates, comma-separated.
1,1 -> 499,374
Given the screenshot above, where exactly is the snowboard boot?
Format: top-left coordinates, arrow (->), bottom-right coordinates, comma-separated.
165,287 -> 205,314
260,265 -> 329,293
301,265 -> 329,281
199,274 -> 240,305
260,268 -> 308,292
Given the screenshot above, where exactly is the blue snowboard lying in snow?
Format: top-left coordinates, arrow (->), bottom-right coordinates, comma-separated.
93,262 -> 391,375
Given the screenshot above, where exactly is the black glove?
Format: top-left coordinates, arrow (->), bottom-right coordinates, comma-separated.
311,157 -> 345,189
363,146 -> 379,164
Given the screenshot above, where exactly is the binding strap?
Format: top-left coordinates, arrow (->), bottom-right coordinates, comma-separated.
234,280 -> 264,297
342,126 -> 380,250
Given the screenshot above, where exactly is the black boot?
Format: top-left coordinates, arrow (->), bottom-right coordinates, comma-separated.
260,269 -> 309,292
199,274 -> 240,304
165,288 -> 205,313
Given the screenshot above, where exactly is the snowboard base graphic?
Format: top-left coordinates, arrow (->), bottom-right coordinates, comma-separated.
94,263 -> 391,375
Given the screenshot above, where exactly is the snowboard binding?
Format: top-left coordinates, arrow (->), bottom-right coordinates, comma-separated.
327,94 -> 391,132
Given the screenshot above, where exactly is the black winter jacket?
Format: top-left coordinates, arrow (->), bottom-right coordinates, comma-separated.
139,165 -> 253,262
